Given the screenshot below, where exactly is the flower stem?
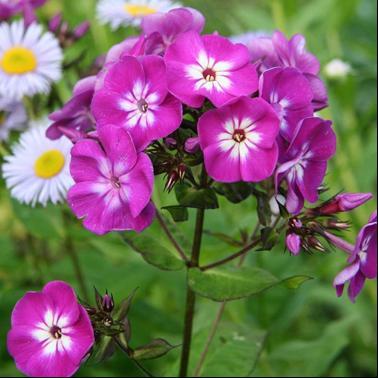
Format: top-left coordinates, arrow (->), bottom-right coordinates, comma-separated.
179,206 -> 206,377
155,210 -> 188,263
114,337 -> 154,377
200,238 -> 261,271
63,210 -> 90,302
193,223 -> 261,376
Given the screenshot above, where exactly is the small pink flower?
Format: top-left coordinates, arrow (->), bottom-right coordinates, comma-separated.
334,211 -> 377,302
7,281 -> 94,377
68,125 -> 155,235
141,7 -> 205,55
92,55 -> 182,150
198,97 -> 279,183
47,76 -> 96,141
259,67 -> 314,141
275,117 -> 337,215
165,31 -> 258,108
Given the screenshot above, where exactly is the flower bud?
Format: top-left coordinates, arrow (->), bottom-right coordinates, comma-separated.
73,21 -> 90,40
165,170 -> 179,192
164,137 -> 177,149
49,13 -> 62,33
102,292 -> 114,313
185,137 -> 200,154
318,193 -> 373,215
177,164 -> 186,180
286,233 -> 302,255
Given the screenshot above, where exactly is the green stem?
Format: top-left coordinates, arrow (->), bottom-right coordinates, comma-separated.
179,206 -> 206,377
114,337 -> 154,378
155,210 -> 188,263
63,210 -> 89,302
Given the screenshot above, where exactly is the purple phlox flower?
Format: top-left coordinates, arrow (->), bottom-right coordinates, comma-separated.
105,35 -> 146,65
275,117 -> 337,215
318,192 -> 373,215
0,0 -> 47,22
286,233 -> 302,255
259,67 -> 314,141
165,31 -> 258,108
334,211 -> 377,302
68,125 -> 155,235
185,136 -> 200,154
198,97 -> 279,183
0,96 -> 27,141
7,281 -> 94,377
92,55 -> 182,151
47,76 -> 96,141
230,32 -> 276,75
141,7 -> 205,55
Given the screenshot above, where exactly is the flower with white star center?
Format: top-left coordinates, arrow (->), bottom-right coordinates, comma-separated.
0,21 -> 63,100
0,96 -> 27,141
2,120 -> 74,206
7,281 -> 94,377
198,97 -> 280,183
96,0 -> 181,29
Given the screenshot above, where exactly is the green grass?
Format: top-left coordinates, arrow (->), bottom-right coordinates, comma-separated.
0,0 -> 376,377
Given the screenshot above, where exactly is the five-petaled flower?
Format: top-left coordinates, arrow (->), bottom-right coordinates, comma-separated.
334,211 -> 377,302
165,31 -> 258,108
198,97 -> 279,183
259,67 -> 314,141
275,117 -> 337,215
68,124 -> 155,235
92,55 -> 182,150
7,281 -> 94,378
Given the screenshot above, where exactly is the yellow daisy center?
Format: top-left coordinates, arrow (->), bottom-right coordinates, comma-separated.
34,150 -> 65,179
0,46 -> 37,75
124,3 -> 157,17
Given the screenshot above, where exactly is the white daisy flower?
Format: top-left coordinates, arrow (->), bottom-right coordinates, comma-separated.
324,58 -> 352,80
2,119 -> 74,207
97,0 -> 181,29
0,21 -> 63,100
0,96 -> 27,141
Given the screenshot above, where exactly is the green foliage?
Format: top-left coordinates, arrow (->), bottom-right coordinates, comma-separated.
188,267 -> 312,302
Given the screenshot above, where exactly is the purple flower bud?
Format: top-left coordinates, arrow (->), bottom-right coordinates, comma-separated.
49,12 -> 62,33
185,137 -> 200,154
165,137 -> 177,149
165,171 -> 179,192
286,233 -> 302,255
102,292 -> 114,313
73,21 -> 90,40
319,192 -> 373,215
177,164 -> 186,180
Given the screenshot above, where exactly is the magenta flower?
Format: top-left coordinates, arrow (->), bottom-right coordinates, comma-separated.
68,125 -> 155,235
165,31 -> 258,108
334,211 -> 377,302
286,233 -> 302,255
318,192 -> 373,215
198,97 -> 279,183
105,35 -> 146,65
141,7 -> 205,55
275,117 -> 336,214
92,55 -> 182,151
0,0 -> 47,22
259,67 -> 314,141
47,76 -> 96,141
7,281 -> 94,377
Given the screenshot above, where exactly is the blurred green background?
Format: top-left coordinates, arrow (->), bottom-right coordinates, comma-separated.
0,0 -> 377,376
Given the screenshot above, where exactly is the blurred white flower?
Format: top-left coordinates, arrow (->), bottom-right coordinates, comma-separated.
96,0 -> 181,29
0,97 -> 27,141
324,59 -> 352,79
0,21 -> 63,100
2,119 -> 73,206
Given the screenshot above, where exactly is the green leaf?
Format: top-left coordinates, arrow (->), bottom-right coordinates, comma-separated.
132,339 -> 177,361
162,205 -> 189,222
213,182 -> 253,204
188,267 -> 312,302
87,335 -> 116,365
123,235 -> 185,271
11,200 -> 64,239
175,183 -> 219,209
